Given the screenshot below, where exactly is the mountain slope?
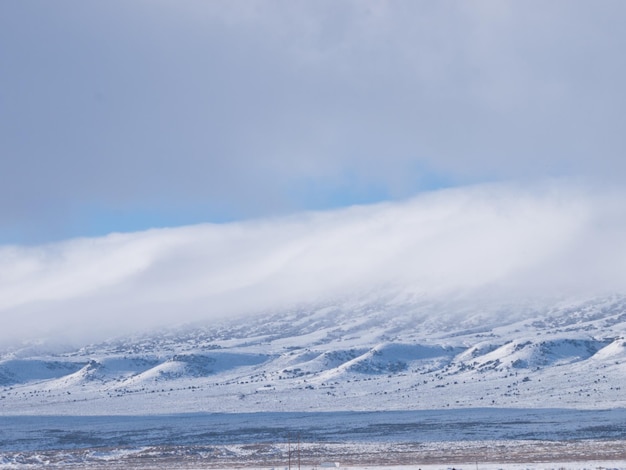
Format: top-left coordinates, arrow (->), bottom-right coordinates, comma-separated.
1,294 -> 626,415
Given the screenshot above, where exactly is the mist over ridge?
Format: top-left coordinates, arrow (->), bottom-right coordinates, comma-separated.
1,181 -> 625,346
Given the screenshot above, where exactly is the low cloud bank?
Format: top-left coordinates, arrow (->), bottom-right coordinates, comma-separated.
1,182 -> 625,346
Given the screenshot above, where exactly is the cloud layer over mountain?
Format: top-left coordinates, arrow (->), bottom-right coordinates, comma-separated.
1,182 -> 625,346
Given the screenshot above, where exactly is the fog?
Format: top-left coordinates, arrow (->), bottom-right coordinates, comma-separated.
1,182 -> 625,346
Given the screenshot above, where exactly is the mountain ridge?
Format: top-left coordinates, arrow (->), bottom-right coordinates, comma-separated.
1,293 -> 625,415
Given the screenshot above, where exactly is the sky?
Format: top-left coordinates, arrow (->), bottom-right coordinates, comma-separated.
1,1 -> 625,243
1,2 -> 626,345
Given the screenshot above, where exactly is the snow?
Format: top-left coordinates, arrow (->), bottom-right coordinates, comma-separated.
1,294 -> 626,467
2,295 -> 626,415
1,436 -> 625,469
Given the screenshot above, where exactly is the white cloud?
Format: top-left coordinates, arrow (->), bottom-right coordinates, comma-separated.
1,181 -> 625,346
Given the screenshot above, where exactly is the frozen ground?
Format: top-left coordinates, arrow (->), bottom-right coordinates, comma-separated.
1,440 -> 626,469
2,409 -> 626,451
1,410 -> 626,468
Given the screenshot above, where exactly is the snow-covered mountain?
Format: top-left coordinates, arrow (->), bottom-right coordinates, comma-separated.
2,293 -> 626,415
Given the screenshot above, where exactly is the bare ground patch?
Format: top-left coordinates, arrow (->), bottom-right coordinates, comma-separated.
2,440 -> 626,469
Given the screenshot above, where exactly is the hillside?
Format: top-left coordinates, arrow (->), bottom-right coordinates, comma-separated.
2,293 -> 626,415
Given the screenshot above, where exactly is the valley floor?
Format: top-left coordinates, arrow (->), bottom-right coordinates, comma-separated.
2,440 -> 626,469
2,410 -> 626,469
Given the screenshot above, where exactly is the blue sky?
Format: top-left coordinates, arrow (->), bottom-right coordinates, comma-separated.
2,1 -> 626,244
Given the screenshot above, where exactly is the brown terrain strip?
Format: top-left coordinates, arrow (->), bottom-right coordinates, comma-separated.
2,440 -> 626,469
